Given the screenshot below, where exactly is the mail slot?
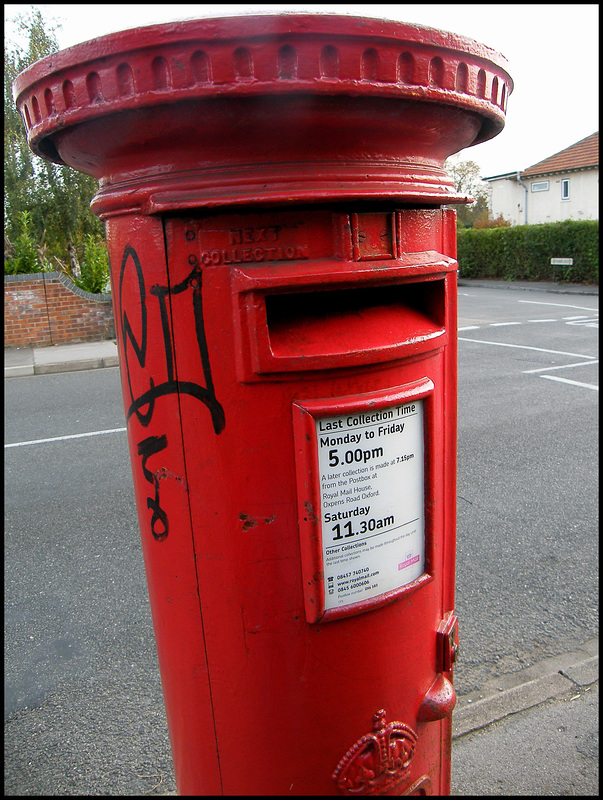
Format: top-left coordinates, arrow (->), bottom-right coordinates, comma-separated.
14,13 -> 512,795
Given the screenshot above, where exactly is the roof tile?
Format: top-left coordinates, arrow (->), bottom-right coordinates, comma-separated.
521,132 -> 598,177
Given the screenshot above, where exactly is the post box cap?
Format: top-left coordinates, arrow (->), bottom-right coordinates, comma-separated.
13,13 -> 513,213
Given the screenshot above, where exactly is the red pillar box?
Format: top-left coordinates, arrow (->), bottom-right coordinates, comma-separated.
14,14 -> 511,796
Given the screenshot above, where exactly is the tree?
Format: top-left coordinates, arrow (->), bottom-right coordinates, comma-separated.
444,155 -> 492,228
4,6 -> 107,287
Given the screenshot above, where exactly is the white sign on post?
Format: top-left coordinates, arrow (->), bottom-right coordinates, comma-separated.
316,400 -> 425,611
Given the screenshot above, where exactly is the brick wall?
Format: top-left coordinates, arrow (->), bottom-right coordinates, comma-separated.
4,272 -> 114,347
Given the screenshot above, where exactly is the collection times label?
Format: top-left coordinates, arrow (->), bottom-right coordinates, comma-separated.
316,401 -> 425,610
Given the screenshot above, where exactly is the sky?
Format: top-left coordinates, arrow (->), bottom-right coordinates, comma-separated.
5,3 -> 599,179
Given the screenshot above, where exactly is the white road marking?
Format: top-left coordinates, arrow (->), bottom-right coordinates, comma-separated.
460,316 -> 599,329
518,300 -> 598,311
5,427 -> 127,449
524,360 -> 599,374
540,376 -> 598,391
458,338 -> 596,359
565,319 -> 599,327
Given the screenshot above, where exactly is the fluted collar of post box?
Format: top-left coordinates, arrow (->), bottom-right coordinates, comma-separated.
12,14 -> 513,214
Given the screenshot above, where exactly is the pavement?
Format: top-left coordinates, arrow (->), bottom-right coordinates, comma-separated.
450,638 -> 598,795
4,278 -> 599,794
4,337 -> 119,378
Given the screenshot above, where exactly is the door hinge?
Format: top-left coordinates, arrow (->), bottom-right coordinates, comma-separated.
437,612 -> 459,673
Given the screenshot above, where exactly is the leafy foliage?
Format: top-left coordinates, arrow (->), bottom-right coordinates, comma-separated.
473,214 -> 511,229
4,6 -> 108,291
4,210 -> 41,274
457,220 -> 598,284
73,236 -> 111,294
445,156 -> 491,228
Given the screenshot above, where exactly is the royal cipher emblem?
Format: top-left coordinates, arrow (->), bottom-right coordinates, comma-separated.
332,709 -> 418,795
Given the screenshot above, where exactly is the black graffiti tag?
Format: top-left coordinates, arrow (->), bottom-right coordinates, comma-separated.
138,435 -> 169,541
119,243 -> 225,541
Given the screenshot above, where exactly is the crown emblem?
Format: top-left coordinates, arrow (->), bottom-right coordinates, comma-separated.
332,709 -> 418,795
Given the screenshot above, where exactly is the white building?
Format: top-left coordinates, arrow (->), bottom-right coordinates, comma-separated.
484,132 -> 598,226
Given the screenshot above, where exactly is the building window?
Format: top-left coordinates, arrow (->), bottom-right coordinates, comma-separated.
531,180 -> 549,192
561,179 -> 570,200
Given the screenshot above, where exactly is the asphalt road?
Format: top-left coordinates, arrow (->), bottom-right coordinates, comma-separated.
4,369 -> 173,794
454,285 -> 598,695
4,284 -> 599,795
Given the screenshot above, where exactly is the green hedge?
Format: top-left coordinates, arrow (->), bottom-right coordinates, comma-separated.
457,220 -> 599,284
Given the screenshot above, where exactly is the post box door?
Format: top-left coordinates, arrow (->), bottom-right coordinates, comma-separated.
148,207 -> 459,795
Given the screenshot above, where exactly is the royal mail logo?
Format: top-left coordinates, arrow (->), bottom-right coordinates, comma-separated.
398,554 -> 420,571
332,709 -> 418,795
